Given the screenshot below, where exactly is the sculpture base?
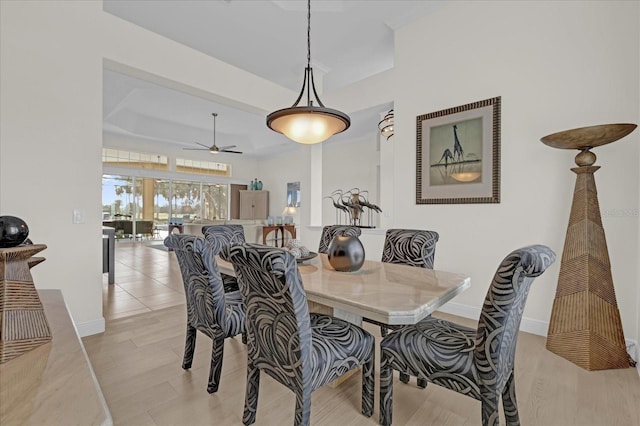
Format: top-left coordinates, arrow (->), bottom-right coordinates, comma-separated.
545,167 -> 630,371
0,245 -> 51,364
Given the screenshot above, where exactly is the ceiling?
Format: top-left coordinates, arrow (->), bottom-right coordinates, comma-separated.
102,0 -> 442,157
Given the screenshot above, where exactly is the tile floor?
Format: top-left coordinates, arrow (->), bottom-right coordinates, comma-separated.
103,240 -> 185,320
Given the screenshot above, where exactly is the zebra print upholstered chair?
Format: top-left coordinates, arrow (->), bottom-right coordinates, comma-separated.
368,228 -> 440,388
222,243 -> 375,426
381,228 -> 439,269
164,234 -> 246,394
373,228 -> 440,336
379,245 -> 556,426
317,225 -> 362,254
203,224 -> 246,292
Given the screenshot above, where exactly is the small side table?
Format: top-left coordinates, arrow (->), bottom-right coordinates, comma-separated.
262,225 -> 297,247
168,224 -> 184,235
102,226 -> 115,284
167,224 -> 184,251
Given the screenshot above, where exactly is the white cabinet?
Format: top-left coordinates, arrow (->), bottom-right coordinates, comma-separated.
239,190 -> 269,220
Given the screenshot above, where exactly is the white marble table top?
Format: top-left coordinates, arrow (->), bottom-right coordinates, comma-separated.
217,253 -> 470,326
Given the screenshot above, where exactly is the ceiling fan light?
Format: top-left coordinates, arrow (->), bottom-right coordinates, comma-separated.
267,106 -> 350,144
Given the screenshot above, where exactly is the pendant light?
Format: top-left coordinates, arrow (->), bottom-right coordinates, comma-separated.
378,109 -> 394,140
266,0 -> 350,144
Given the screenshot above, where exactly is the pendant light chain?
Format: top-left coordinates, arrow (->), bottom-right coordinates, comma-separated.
306,0 -> 312,106
307,0 -> 311,69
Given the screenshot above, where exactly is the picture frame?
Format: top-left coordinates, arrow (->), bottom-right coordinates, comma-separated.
287,181 -> 301,207
416,96 -> 501,204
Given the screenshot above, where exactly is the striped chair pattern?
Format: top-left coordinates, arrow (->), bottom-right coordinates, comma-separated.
203,224 -> 246,293
379,245 -> 556,426
317,225 -> 362,254
371,228 -> 439,388
164,234 -> 246,394
222,243 -> 375,426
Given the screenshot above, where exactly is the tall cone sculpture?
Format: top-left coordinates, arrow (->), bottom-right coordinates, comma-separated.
541,123 -> 636,370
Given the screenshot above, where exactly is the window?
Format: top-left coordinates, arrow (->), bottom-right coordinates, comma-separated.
102,149 -> 168,170
175,158 -> 230,176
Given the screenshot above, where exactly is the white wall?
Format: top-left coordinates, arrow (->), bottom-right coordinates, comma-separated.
322,135 -> 380,228
637,1 -> 640,369
0,2 -> 295,335
385,1 -> 639,338
1,1 -> 104,333
255,145 -> 309,223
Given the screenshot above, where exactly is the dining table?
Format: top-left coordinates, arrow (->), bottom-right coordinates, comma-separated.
217,252 -> 471,327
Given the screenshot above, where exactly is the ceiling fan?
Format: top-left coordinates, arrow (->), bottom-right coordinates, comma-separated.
184,113 -> 243,155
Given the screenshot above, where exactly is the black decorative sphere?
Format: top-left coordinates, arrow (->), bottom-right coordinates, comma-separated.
0,216 -> 30,248
328,235 -> 365,272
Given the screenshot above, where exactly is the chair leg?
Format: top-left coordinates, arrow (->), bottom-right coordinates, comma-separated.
243,360 -> 260,426
399,373 -> 410,383
417,378 -> 428,388
481,391 -> 500,426
502,372 -> 520,426
379,353 -> 393,426
207,336 -> 225,394
361,350 -> 375,417
293,384 -> 312,426
182,324 -> 197,369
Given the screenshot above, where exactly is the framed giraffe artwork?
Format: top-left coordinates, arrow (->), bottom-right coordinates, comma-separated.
416,96 -> 501,204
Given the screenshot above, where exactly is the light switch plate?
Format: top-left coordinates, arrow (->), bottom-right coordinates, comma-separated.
72,209 -> 85,224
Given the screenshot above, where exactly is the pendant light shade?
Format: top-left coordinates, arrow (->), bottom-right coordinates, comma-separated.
268,104 -> 350,145
266,0 -> 350,144
378,109 -> 394,140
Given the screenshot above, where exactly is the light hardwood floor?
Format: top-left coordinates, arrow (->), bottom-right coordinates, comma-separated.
86,241 -> 640,425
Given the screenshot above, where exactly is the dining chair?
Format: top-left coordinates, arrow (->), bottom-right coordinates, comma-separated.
203,224 -> 246,292
367,228 -> 439,388
379,244 -> 556,426
164,234 -> 246,394
317,225 -> 362,254
222,243 -> 375,426
373,228 -> 440,335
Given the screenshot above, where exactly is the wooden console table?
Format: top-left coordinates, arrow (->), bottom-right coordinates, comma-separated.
262,224 -> 296,247
0,290 -> 112,425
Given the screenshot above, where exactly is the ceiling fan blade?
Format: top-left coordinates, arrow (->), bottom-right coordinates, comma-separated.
183,147 -> 210,151
218,145 -> 237,150
221,149 -> 243,154
195,142 -> 210,148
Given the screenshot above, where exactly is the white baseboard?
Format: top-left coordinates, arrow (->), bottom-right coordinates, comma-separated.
435,300 -> 481,321
437,302 -> 639,377
437,302 -> 549,336
626,339 -> 640,378
75,317 -> 106,337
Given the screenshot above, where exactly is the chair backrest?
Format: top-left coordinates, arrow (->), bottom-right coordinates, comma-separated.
222,243 -> 311,391
164,234 -> 230,334
475,244 -> 556,390
203,225 -> 246,254
381,229 -> 439,269
317,225 -> 362,254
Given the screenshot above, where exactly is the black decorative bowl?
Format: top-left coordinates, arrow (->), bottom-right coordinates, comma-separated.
327,235 -> 365,272
0,215 -> 30,248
